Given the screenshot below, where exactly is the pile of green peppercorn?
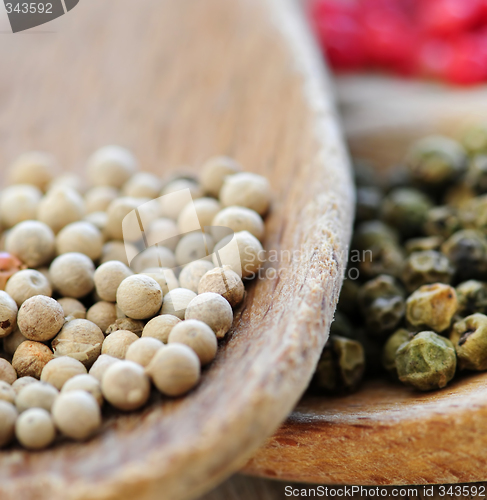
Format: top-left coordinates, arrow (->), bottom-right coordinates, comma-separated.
314,124 -> 487,393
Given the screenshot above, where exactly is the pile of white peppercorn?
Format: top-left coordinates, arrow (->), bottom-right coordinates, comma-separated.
0,147 -> 270,450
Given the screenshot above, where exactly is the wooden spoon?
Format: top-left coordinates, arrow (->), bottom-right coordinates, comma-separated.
0,1 -> 353,499
243,75 -> 487,486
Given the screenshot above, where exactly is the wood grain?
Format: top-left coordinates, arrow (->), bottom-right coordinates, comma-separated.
0,1 -> 353,499
244,75 -> 487,486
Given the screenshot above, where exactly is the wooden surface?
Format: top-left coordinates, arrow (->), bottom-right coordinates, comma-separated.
0,1 -> 354,500
243,75 -> 487,486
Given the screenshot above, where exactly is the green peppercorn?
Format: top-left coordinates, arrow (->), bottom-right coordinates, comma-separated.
462,124 -> 487,155
358,275 -> 405,336
382,164 -> 411,193
441,229 -> 487,281
401,250 -> 454,293
405,236 -> 443,255
465,155 -> 487,193
358,240 -> 405,279
382,328 -> 412,375
443,182 -> 477,210
381,188 -> 433,238
406,283 -> 458,333
356,186 -> 382,222
423,206 -> 460,238
450,313 -> 487,371
395,331 -> 456,391
313,335 -> 365,394
353,220 -> 399,251
406,135 -> 466,187
455,280 -> 487,316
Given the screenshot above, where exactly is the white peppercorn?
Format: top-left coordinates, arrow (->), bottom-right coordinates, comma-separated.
102,330 -> 139,359
116,275 -> 163,320
0,381 -> 16,404
94,260 -> 133,302
198,266 -> 245,307
48,173 -> 87,194
37,186 -> 86,234
102,360 -> 150,411
84,186 -> 119,214
0,358 -> 16,385
212,230 -> 265,278
51,319 -> 104,367
159,178 -> 203,220
200,156 -> 242,197
56,221 -> 103,261
105,197 -> 142,241
50,252 -> 95,298
0,400 -> 17,447
220,172 -> 271,215
41,357 -> 87,390
86,302 -> 117,333
125,337 -> 163,367
105,318 -> 145,336
100,240 -> 136,266
142,314 -> 181,343
122,172 -> 162,199
175,232 -> 214,266
12,341 -> 53,379
168,320 -> 217,365
140,268 -> 179,295
146,343 -> 200,396
62,374 -> 103,406
3,328 -> 27,356
211,206 -> 264,242
84,211 -> 108,235
17,296 -> 64,342
11,376 -> 37,395
0,184 -> 42,228
57,297 -> 86,319
179,260 -> 214,293
131,246 -> 176,274
87,145 -> 138,189
88,354 -> 120,382
0,291 -> 18,338
15,381 -> 58,412
16,408 -> 56,450
178,197 -> 221,234
8,151 -> 56,192
185,292 -> 233,338
52,390 -> 101,441
160,288 -> 197,320
5,220 -> 55,267
147,218 -> 180,251
5,269 -> 52,307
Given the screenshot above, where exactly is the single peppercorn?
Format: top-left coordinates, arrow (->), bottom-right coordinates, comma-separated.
185,292 -> 233,338
116,275 -> 163,320
358,275 -> 405,336
102,330 -> 139,359
12,341 -> 53,379
352,220 -> 399,251
0,359 -> 16,385
200,156 -> 242,197
404,236 -> 443,255
50,252 -> 95,298
450,313 -> 487,371
41,357 -> 87,390
211,206 -> 264,242
178,197 -> 221,234
406,135 -> 466,187
175,232 -> 214,267
17,296 -> 64,342
15,382 -> 58,413
122,172 -> 162,199
160,288 -> 197,320
456,280 -> 487,316
0,184 -> 42,229
198,266 -> 245,307
56,221 -> 103,261
358,240 -> 405,280
382,328 -> 412,375
219,172 -> 271,216
406,283 -> 458,333
61,374 -> 103,407
125,337 -> 163,367
381,188 -> 433,238
168,320 -> 217,366
441,229 -> 487,281
142,314 -> 181,343
86,302 -> 118,333
88,354 -> 120,382
179,260 -> 215,293
87,145 -> 138,189
395,331 -> 457,391
16,408 -> 56,450
401,251 -> 454,293
423,206 -> 460,238
0,291 -> 18,338
5,269 -> 52,307
313,335 -> 365,394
